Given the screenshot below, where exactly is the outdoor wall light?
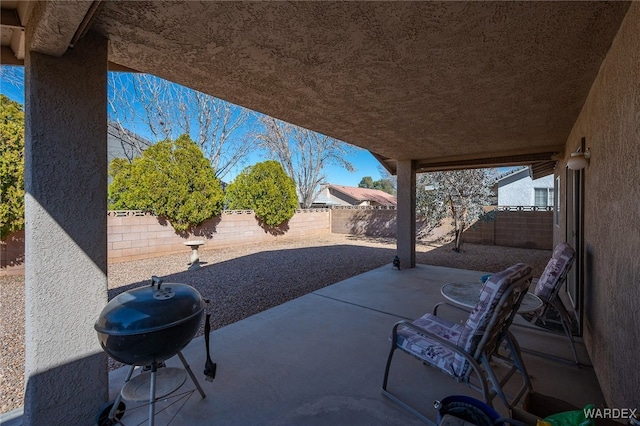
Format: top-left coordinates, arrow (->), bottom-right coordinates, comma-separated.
567,147 -> 591,170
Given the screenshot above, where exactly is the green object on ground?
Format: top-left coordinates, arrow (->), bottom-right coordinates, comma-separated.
544,404 -> 596,426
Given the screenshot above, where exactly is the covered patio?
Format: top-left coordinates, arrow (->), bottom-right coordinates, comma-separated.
1,1 -> 638,424
99,264 -> 598,425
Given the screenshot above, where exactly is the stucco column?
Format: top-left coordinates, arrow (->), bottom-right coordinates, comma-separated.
396,160 -> 416,268
23,32 -> 108,424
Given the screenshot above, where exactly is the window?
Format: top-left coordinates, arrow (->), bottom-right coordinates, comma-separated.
534,188 -> 554,208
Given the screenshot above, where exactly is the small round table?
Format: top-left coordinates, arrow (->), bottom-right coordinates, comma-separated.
183,240 -> 205,270
440,281 -> 543,314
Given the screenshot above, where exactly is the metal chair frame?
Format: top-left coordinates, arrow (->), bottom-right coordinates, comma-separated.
382,273 -> 533,423
519,245 -> 581,365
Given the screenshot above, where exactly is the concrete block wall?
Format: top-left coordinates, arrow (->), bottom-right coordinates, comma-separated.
332,206 -> 553,250
0,230 -> 25,275
107,209 -> 331,263
462,217 -> 496,246
494,211 -> 553,249
463,210 -> 553,250
2,207 -> 554,274
330,207 -> 397,237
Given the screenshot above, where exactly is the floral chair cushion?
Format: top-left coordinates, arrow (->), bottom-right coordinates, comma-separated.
533,242 -> 575,303
395,263 -> 531,378
395,313 -> 465,377
453,263 -> 532,376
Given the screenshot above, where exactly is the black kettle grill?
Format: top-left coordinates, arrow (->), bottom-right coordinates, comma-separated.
95,276 -> 204,366
95,276 -> 214,426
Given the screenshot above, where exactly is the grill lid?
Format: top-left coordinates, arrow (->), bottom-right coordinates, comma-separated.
95,276 -> 204,336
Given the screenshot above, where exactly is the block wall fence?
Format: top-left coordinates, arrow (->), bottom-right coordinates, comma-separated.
107,209 -> 331,263
1,207 -> 553,275
330,206 -> 397,237
462,208 -> 554,250
0,230 -> 25,276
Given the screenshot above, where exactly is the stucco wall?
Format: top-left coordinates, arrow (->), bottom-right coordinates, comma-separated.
557,2 -> 640,407
23,31 -> 109,424
498,174 -> 554,206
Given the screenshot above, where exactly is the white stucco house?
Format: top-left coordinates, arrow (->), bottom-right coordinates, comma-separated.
496,167 -> 555,208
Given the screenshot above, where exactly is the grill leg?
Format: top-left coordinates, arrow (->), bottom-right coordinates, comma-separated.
177,351 -> 206,399
108,365 -> 135,420
149,363 -> 157,426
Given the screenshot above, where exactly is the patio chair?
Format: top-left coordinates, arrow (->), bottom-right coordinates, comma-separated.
519,242 -> 579,365
382,263 -> 533,422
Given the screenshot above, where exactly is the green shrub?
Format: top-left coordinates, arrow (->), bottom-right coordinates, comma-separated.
225,160 -> 298,227
108,134 -> 224,231
0,95 -> 25,239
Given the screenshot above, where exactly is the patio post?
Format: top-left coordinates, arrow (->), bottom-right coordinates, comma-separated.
396,160 -> 416,268
23,32 -> 109,424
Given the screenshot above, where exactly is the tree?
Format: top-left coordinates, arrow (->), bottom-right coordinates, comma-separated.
373,179 -> 396,195
108,134 -> 224,232
257,116 -> 355,208
0,95 -> 25,239
415,175 -> 448,239
108,73 -> 254,180
358,172 -> 396,195
416,169 -> 497,251
225,160 -> 298,227
375,164 -> 397,194
358,176 -> 375,189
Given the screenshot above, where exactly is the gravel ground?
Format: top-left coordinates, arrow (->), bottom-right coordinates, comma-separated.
0,234 -> 551,414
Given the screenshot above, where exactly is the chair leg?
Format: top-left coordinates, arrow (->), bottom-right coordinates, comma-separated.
517,304 -> 585,366
484,333 -> 532,409
381,387 -> 436,425
555,304 -> 580,365
381,344 -> 437,425
382,344 -> 396,391
481,352 -> 518,408
503,332 -> 533,403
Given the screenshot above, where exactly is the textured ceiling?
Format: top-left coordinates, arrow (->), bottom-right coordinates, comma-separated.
9,1 -> 632,173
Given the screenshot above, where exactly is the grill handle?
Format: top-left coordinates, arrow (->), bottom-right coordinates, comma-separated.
151,275 -> 163,289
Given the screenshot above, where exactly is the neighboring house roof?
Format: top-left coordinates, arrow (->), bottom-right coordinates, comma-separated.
107,121 -> 152,164
495,166 -> 530,187
327,185 -> 397,206
311,191 -> 343,206
107,122 -> 153,183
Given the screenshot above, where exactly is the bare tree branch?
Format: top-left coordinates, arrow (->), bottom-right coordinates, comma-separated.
108,72 -> 254,181
256,117 -> 355,208
0,66 -> 24,89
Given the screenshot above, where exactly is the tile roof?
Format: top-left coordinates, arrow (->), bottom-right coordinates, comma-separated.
328,185 -> 397,206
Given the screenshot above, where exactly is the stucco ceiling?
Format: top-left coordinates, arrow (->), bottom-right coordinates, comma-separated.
2,1 -> 631,174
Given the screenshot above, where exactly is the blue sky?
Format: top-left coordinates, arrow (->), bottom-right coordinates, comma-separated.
1,66 -> 384,187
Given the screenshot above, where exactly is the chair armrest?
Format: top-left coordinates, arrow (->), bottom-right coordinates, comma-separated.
433,301 -> 472,316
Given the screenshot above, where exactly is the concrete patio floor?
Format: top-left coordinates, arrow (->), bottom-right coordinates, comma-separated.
105,264 -> 601,425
